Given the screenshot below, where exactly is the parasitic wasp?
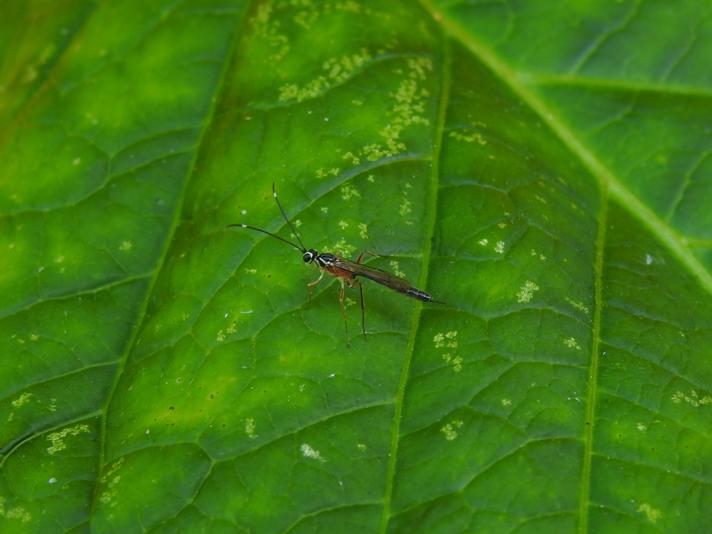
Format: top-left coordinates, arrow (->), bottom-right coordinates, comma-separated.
228,183 -> 442,341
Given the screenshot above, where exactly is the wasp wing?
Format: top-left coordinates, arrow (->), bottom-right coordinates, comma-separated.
331,256 -> 433,302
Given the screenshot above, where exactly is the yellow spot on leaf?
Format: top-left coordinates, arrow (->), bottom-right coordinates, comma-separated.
637,503 -> 661,523
440,419 -> 464,441
389,260 -> 405,278
0,497 -> 31,523
245,418 -> 257,439
671,390 -> 712,407
563,337 -> 581,350
341,184 -> 361,201
11,392 -> 32,408
358,223 -> 368,239
46,424 -> 90,455
449,129 -> 487,145
517,281 -> 539,303
300,443 -> 325,462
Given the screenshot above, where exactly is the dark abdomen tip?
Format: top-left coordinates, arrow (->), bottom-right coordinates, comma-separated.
406,288 -> 432,301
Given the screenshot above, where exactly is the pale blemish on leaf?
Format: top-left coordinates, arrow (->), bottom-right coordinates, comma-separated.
516,280 -> 539,303
366,174 -> 375,183
0,497 -> 31,523
316,167 -> 340,178
566,297 -> 589,315
216,321 -> 237,342
351,57 -> 432,164
118,240 -> 132,252
389,260 -> 405,278
46,424 -> 90,455
356,443 -> 367,452
250,2 -> 289,62
279,48 -> 372,103
332,237 -> 356,257
341,184 -> 361,201
671,390 -> 712,407
245,418 -> 257,439
494,240 -> 505,254
440,419 -> 464,441
442,353 -> 463,373
645,253 -> 654,265
11,392 -> 32,408
530,249 -> 546,261
478,238 -> 488,246
338,220 -> 349,230
434,332 -> 461,372
300,443 -> 325,462
501,398 -> 512,407
320,206 -> 329,214
342,151 -> 360,165
636,422 -> 648,431
563,337 -> 581,350
448,129 -> 487,145
99,458 -> 124,506
637,503 -> 661,523
358,223 -> 368,239
433,331 -> 458,349
399,196 -> 412,219
377,57 -> 431,155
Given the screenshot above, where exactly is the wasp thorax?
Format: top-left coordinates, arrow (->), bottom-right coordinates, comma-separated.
303,249 -> 318,263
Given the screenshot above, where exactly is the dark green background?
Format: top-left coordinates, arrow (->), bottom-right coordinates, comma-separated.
1,0 -> 711,532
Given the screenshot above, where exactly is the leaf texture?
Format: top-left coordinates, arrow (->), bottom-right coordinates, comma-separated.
1,0 -> 710,532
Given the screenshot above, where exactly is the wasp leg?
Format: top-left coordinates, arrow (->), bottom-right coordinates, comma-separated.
356,250 -> 381,264
338,278 -> 349,344
357,281 -> 366,339
345,277 -> 367,340
306,270 -> 324,301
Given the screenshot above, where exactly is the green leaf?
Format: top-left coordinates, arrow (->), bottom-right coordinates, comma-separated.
1,0 -> 711,532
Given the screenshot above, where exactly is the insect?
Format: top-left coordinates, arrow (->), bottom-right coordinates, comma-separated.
228,183 -> 441,341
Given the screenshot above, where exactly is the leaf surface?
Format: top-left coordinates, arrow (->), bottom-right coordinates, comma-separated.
1,1 -> 711,532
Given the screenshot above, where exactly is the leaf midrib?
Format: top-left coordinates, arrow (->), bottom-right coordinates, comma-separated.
88,0 -> 256,518
578,184 -> 609,533
379,30 -> 452,534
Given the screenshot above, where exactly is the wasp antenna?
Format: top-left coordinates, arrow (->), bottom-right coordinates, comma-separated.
226,223 -> 305,253
271,183 -> 307,251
